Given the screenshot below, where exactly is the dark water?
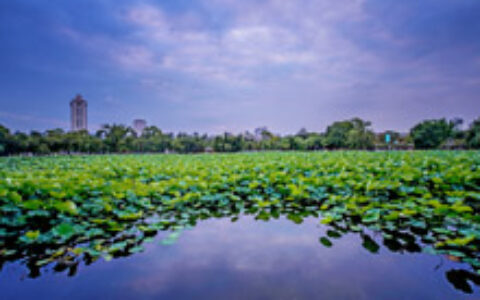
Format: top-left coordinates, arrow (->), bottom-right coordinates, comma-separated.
1,216 -> 479,300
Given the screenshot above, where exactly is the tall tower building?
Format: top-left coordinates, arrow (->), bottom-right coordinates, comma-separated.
133,119 -> 147,136
70,94 -> 88,131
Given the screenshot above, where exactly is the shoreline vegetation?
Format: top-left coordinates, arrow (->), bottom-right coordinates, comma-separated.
1,117 -> 480,156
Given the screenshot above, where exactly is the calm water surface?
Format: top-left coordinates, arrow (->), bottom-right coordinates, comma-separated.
1,216 -> 479,299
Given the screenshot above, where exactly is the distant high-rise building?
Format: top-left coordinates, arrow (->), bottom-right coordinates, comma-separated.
133,119 -> 147,136
70,94 -> 88,131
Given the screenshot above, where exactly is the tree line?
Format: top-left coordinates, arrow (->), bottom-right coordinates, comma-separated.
0,117 -> 479,155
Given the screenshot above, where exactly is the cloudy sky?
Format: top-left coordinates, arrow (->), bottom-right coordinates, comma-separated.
0,0 -> 479,134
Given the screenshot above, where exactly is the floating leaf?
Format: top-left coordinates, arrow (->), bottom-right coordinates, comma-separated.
362,210 -> 380,223
1,151 -> 480,281
52,223 -> 76,240
128,246 -> 144,254
161,232 -> 182,245
362,235 -> 380,254
319,237 -> 333,247
326,230 -> 342,239
445,236 -> 476,247
287,214 -> 303,224
53,201 -> 78,215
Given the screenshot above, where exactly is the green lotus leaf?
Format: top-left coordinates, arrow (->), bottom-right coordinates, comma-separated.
19,230 -> 41,244
1,151 -> 480,276
362,210 -> 380,223
128,245 -> 144,254
326,230 -> 342,239
21,200 -> 44,210
287,214 -> 303,224
319,237 -> 333,247
52,223 -> 78,240
161,231 -> 181,245
362,235 -> 380,254
108,241 -> 128,253
52,200 -> 78,215
7,191 -> 22,203
117,211 -> 143,221
256,211 -> 270,221
444,236 -> 476,247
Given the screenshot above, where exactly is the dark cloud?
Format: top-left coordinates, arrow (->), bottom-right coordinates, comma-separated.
0,0 -> 478,133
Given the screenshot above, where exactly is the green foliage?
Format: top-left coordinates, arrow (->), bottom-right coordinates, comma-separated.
1,117 -> 480,155
466,118 -> 480,149
410,118 -> 454,149
346,118 -> 375,150
1,151 -> 480,278
324,118 -> 375,149
319,237 -> 333,247
0,124 -> 10,155
324,120 -> 353,149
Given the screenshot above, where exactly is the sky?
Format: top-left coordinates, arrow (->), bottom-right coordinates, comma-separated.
0,0 -> 479,134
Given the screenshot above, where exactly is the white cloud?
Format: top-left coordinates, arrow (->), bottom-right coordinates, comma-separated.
56,0 -> 480,133
112,46 -> 155,70
113,0 -> 378,87
59,0 -> 379,88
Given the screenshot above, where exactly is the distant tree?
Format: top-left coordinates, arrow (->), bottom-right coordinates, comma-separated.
96,124 -> 134,153
230,134 -> 244,152
140,126 -> 170,152
305,133 -> 323,150
213,132 -> 244,152
296,128 -> 309,139
280,136 -> 291,150
466,118 -> 480,149
87,134 -> 103,153
142,126 -> 162,138
276,137 -> 290,150
254,127 -> 273,141
11,132 -> 29,154
0,124 -> 11,155
410,119 -> 455,149
1,116 -> 478,156
450,117 -> 464,139
213,135 -> 225,152
324,121 -> 354,149
45,128 -> 67,153
27,131 -> 50,154
37,143 -> 51,155
242,131 -> 257,151
346,118 -> 375,150
172,132 -> 206,153
259,134 -> 280,150
71,130 -> 101,153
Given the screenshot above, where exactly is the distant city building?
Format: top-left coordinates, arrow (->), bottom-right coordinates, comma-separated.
133,119 -> 147,136
70,94 -> 88,131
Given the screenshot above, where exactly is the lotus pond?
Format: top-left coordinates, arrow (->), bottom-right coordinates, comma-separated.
1,151 -> 480,298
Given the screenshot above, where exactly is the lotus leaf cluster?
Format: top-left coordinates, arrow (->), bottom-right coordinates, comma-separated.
1,151 -> 480,279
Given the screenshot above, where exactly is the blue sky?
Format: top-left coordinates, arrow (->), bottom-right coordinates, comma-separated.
0,0 -> 479,134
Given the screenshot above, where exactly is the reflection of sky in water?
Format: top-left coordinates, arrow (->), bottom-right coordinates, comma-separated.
1,217 -> 478,299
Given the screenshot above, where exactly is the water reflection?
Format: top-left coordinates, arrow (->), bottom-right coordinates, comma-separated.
1,216 -> 479,299
447,269 -> 480,294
